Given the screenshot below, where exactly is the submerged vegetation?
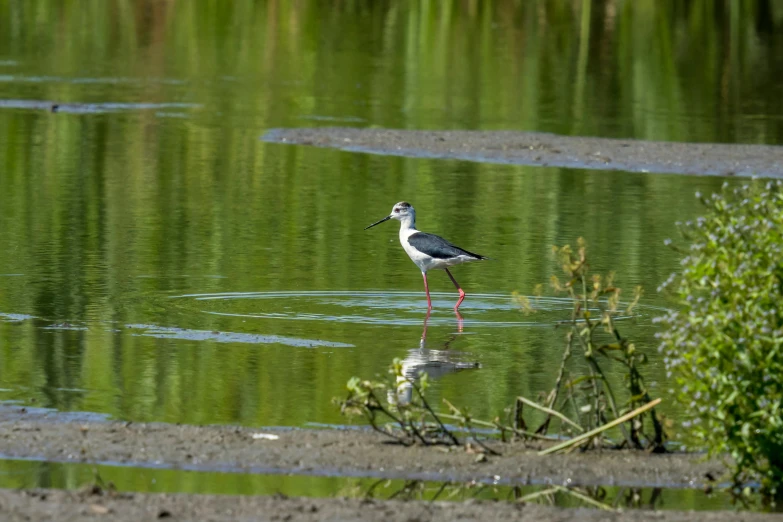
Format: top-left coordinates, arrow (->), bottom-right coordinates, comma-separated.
658,181 -> 783,494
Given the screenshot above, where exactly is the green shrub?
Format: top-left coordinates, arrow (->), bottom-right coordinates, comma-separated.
657,181 -> 783,493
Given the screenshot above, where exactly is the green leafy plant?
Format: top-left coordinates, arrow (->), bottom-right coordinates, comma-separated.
658,181 -> 783,494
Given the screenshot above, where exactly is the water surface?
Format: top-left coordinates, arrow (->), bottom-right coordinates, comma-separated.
0,1 -> 780,442
0,457 -> 741,511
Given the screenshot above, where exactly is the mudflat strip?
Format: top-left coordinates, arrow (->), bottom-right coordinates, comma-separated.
0,405 -> 718,488
2,406 -> 777,520
2,488 -> 780,522
262,127 -> 783,177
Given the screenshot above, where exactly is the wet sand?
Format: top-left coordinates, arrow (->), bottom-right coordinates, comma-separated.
262,127 -> 783,177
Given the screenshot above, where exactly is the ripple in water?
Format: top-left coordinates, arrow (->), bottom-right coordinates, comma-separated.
168,291 -> 665,328
125,324 -> 353,348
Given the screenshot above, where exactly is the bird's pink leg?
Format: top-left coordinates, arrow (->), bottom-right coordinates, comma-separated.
421,308 -> 432,341
454,308 -> 464,333
421,272 -> 433,310
444,268 -> 466,310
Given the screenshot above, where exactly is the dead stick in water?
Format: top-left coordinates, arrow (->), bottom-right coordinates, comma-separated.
436,412 -> 558,441
517,487 -> 560,503
554,486 -> 616,511
538,398 -> 662,455
517,395 -> 584,433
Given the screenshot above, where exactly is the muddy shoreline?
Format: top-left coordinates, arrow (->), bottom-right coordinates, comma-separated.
5,487 -> 782,522
262,127 -> 783,177
0,406 -> 776,520
0,406 -> 719,488
5,488 -> 778,522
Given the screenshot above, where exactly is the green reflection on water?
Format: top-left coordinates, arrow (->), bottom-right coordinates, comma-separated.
0,458 -> 743,511
2,0 -> 781,139
0,0 -> 779,435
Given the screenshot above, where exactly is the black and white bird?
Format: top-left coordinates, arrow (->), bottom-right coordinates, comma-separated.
364,201 -> 488,310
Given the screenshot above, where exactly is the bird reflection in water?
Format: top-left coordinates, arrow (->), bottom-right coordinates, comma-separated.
390,309 -> 480,406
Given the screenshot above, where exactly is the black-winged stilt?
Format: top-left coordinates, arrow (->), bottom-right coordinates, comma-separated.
364,201 -> 488,310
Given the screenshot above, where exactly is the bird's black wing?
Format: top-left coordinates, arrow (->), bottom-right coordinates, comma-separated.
407,232 -> 487,260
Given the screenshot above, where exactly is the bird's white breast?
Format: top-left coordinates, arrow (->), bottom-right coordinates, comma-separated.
398,227 -> 474,272
399,227 -> 432,271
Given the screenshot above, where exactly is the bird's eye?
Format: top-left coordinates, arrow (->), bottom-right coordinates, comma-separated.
394,208 -> 400,213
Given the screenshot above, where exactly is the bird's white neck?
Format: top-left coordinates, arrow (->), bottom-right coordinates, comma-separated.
398,214 -> 417,240
399,214 -> 416,231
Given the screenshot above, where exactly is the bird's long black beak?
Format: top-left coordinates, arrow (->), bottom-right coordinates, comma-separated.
364,215 -> 392,230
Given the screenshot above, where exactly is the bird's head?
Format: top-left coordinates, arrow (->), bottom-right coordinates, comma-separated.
365,201 -> 416,229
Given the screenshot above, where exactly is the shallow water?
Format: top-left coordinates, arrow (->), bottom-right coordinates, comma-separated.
0,457 -> 745,512
0,0 -> 781,476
